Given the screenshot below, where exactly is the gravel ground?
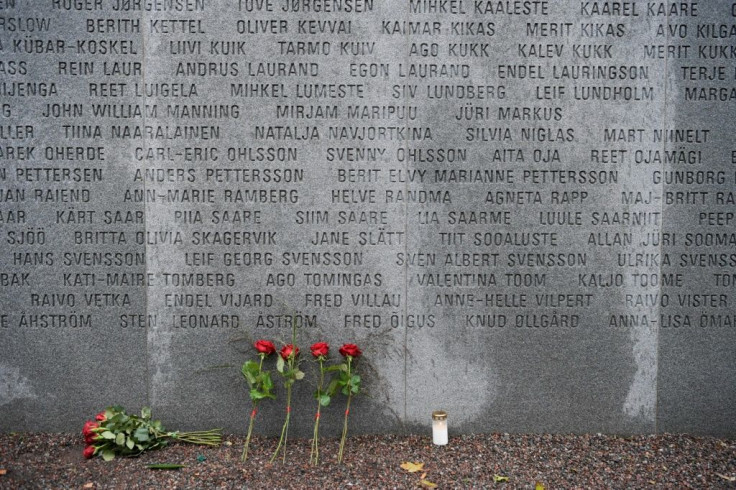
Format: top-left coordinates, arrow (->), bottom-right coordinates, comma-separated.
1,432 -> 734,489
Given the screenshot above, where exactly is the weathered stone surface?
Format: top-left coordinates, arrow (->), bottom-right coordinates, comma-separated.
0,0 -> 733,436
656,1 -> 736,437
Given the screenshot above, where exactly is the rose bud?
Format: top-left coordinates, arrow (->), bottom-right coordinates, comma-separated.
280,344 -> 300,360
339,344 -> 362,359
82,421 -> 98,438
310,342 -> 329,358
83,445 -> 96,459
254,340 -> 276,356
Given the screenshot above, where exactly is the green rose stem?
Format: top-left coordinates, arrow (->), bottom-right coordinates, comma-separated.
169,429 -> 222,445
242,408 -> 257,461
310,358 -> 325,465
337,356 -> 353,464
147,426 -> 222,446
271,319 -> 301,464
270,384 -> 292,463
242,354 -> 266,462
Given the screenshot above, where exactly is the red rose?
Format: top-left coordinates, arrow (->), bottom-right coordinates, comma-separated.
83,421 -> 99,444
95,411 -> 107,422
339,343 -> 362,358
280,344 -> 299,360
83,445 -> 96,459
254,340 -> 276,355
310,342 -> 329,358
82,421 -> 98,437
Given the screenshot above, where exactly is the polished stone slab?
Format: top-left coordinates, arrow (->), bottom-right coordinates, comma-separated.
0,0 -> 733,437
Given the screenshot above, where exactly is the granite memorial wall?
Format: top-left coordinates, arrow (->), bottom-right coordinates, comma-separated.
0,0 -> 734,436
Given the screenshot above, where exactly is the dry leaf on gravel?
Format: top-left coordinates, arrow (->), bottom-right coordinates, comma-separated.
420,479 -> 438,488
716,473 -> 736,482
493,475 -> 509,482
401,462 -> 425,473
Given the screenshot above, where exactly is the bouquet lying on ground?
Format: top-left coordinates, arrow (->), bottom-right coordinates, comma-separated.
82,406 -> 222,461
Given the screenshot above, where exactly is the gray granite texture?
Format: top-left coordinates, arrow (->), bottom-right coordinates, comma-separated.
0,0 -> 734,437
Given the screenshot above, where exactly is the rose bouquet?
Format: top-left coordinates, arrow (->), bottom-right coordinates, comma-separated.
241,339 -> 277,461
82,406 -> 222,461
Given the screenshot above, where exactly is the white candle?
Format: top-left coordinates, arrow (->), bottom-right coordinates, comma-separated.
432,410 -> 448,445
